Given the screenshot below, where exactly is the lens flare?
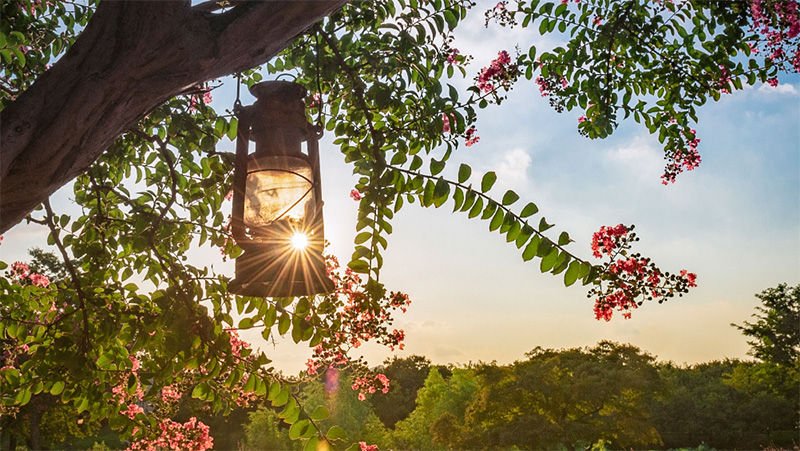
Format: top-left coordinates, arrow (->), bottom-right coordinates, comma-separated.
290,232 -> 309,250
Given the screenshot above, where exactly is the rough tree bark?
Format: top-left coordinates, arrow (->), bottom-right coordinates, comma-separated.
0,0 -> 348,234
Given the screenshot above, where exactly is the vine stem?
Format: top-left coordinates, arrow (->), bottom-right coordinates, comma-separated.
386,164 -> 590,266
43,198 -> 91,353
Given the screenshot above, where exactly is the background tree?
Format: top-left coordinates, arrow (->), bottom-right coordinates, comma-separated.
463,341 -> 662,450
370,355 -> 443,428
390,367 -> 479,450
732,283 -> 800,368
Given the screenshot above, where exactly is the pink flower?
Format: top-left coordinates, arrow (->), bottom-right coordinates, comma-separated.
578,116 -> 586,123
29,273 -> 49,287
446,48 -> 460,65
768,77 -> 779,86
359,442 -> 378,451
593,16 -> 602,26
590,224 -> 628,258
442,113 -> 451,133
350,189 -> 363,201
465,126 -> 479,147
476,50 -> 516,93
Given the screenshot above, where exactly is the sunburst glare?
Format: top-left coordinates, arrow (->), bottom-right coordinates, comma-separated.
290,232 -> 309,251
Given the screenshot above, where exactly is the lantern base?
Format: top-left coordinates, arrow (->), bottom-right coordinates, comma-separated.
228,242 -> 334,298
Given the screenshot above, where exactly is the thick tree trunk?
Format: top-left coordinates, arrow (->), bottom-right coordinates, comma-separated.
0,0 -> 348,233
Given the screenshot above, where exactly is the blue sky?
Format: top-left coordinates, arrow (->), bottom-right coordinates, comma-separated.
2,2 -> 798,373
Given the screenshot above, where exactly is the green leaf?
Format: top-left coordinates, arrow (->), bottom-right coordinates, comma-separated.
272,387 -> 290,406
558,231 -> 571,246
481,202 -> 497,220
536,238 -> 553,257
481,172 -> 497,192
489,210 -> 504,232
348,259 -> 370,274
522,236 -> 541,261
191,382 -> 210,400
552,252 -> 570,275
443,10 -> 458,30
564,261 -> 581,286
540,248 -> 559,272
278,313 -> 291,335
458,164 -> 471,183
433,178 -> 450,207
430,158 -> 445,175
501,190 -> 519,206
243,374 -> 256,393
538,217 -> 554,232
520,202 -> 539,217
267,381 -> 281,401
354,232 -> 371,244
327,425 -> 347,440
311,405 -> 330,421
96,353 -> 113,369
50,381 -> 65,396
304,437 -> 320,451
467,197 -> 483,219
289,419 -> 309,439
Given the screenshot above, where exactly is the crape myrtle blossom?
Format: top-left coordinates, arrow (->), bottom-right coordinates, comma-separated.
588,224 -> 697,321
748,0 -> 800,73
661,129 -> 702,185
475,50 -> 519,93
7,261 -> 50,288
303,255 -> 410,401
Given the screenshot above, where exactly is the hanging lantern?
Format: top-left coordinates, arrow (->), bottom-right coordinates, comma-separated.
228,81 -> 334,298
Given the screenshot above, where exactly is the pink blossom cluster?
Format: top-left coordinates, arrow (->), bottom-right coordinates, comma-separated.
717,64 -> 732,94
465,126 -> 479,146
234,376 -> 259,407
475,50 -> 517,93
446,48 -> 460,65
8,261 -> 50,288
351,373 -> 390,401
127,417 -> 213,451
359,442 -> 379,451
350,189 -> 363,201
589,224 -> 697,321
228,330 -> 250,358
188,88 -> 213,112
302,256 -> 410,402
309,93 -> 322,109
535,77 -> 550,97
17,0 -> 54,15
590,224 -> 628,258
748,0 -> 800,73
161,385 -> 182,403
593,290 -> 637,321
661,129 -> 701,185
442,113 -> 452,133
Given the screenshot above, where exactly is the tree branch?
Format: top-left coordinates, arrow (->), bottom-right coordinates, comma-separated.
1,0 -> 349,233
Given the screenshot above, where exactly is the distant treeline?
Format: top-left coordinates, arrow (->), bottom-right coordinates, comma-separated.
234,283 -> 799,450
234,344 -> 797,451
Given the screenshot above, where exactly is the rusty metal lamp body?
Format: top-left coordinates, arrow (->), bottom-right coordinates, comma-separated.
228,81 -> 334,297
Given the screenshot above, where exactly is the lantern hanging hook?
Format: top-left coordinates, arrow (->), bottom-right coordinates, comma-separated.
233,72 -> 243,113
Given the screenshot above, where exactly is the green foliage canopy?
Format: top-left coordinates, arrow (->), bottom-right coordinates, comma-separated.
1,0 -> 798,448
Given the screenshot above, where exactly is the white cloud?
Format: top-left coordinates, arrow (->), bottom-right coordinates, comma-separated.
494,147 -> 532,189
602,135 -> 662,183
757,82 -> 799,95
